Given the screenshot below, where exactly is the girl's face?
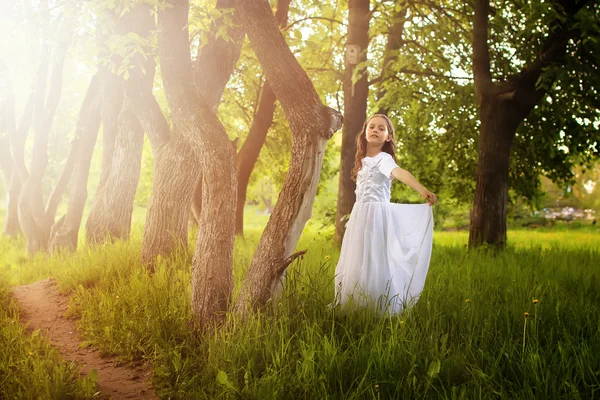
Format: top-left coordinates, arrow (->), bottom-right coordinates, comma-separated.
365,116 -> 391,147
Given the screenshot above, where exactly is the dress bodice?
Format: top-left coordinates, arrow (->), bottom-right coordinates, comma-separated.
355,152 -> 398,203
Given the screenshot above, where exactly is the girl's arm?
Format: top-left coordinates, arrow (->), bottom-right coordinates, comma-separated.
390,167 -> 437,205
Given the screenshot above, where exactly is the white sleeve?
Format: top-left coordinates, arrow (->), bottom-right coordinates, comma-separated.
378,154 -> 399,179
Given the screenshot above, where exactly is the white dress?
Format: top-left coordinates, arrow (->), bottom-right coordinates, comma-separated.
334,152 -> 434,314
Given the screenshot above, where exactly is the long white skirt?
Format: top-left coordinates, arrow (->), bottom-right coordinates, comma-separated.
334,202 -> 434,315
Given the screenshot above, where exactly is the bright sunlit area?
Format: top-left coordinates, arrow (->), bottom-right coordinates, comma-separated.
1,0 -> 599,399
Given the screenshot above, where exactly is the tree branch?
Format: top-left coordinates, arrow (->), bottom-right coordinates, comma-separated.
472,0 -> 496,100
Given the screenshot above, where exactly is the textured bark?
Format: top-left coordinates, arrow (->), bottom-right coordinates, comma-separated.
86,101 -> 144,244
44,138 -> 79,224
147,1 -> 237,327
84,5 -> 152,246
49,73 -> 103,252
97,73 -> 124,191
189,0 -> 247,228
233,0 -> 343,313
468,0 -> 591,248
235,82 -> 276,235
469,100 -> 520,247
235,0 -> 290,236
19,43 -> 67,254
335,0 -> 370,245
138,0 -> 243,274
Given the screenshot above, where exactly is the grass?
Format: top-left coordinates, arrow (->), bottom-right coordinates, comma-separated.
0,244 -> 99,399
0,215 -> 599,398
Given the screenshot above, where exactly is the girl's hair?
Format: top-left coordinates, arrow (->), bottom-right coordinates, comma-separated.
351,114 -> 397,180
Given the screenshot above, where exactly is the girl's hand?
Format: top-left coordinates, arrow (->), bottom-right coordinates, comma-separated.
420,189 -> 437,206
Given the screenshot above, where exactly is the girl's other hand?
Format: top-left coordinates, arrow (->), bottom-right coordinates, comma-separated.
420,190 -> 437,206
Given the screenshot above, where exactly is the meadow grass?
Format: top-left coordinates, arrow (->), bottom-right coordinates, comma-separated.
0,239 -> 98,399
0,223 -> 599,399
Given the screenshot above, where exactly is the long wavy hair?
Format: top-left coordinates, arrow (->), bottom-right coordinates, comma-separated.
351,114 -> 397,180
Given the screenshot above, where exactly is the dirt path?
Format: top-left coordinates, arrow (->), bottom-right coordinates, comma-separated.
12,279 -> 157,400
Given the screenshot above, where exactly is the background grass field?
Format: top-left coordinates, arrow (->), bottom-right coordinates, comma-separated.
1,214 -> 599,399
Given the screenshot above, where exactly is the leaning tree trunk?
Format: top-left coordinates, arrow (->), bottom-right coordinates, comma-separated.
2,87 -> 31,238
0,137 -> 20,237
235,81 -> 276,235
235,0 -> 290,236
147,0 -> 238,326
335,0 -> 370,245
19,43 -> 67,254
85,100 -> 144,244
49,73 -> 103,252
138,0 -> 244,267
84,18 -> 154,246
233,0 -> 343,314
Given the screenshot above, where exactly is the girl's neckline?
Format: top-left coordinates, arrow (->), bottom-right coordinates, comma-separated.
364,152 -> 384,159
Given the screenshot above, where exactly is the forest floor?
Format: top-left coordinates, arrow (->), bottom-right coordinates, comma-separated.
11,279 -> 157,400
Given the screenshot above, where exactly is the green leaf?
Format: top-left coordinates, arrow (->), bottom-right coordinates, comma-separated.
427,359 -> 441,378
216,370 -> 236,392
208,8 -> 222,19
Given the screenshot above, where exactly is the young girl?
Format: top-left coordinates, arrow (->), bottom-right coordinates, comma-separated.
335,114 -> 436,315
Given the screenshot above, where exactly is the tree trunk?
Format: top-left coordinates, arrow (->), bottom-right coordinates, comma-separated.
142,140 -> 199,264
0,137 -> 20,238
468,0 -> 586,248
48,73 -> 103,252
335,0 -> 370,245
19,43 -> 67,254
233,0 -> 343,313
235,81 -> 276,235
468,99 -> 520,248
2,79 -> 28,238
139,0 -> 244,270
97,73 -> 124,192
189,0 -> 248,230
85,100 -> 144,244
235,0 -> 290,236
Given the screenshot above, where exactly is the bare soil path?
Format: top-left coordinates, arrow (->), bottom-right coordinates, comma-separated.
12,279 -> 158,400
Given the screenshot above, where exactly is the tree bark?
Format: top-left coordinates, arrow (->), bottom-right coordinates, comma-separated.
469,99 -> 520,247
84,5 -> 153,246
190,0 -> 247,229
335,0 -> 370,245
235,81 -> 277,235
235,0 -> 290,236
233,0 -> 343,313
18,43 -> 67,254
49,73 -> 103,252
468,0 -> 591,248
97,73 -> 124,192
139,0 -> 244,271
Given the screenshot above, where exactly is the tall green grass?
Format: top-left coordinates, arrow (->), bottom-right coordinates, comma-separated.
0,270 -> 98,399
1,225 -> 599,399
